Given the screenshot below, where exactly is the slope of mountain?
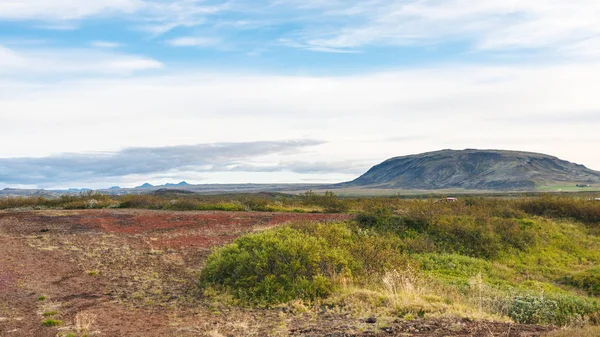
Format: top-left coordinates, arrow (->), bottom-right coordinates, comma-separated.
343,149 -> 600,191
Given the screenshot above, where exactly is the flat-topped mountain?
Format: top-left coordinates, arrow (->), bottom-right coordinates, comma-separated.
343,149 -> 600,190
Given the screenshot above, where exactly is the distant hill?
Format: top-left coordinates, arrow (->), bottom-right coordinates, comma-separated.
165,181 -> 190,187
343,149 -> 600,191
136,183 -> 154,188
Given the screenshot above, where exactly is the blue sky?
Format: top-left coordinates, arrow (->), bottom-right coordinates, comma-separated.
1,0 -> 600,189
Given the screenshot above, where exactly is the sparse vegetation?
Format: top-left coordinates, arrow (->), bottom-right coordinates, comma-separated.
4,194 -> 600,335
545,326 -> 600,337
86,270 -> 99,276
0,190 -> 349,213
42,318 -> 63,327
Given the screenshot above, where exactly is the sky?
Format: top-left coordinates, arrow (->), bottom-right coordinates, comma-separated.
0,0 -> 599,189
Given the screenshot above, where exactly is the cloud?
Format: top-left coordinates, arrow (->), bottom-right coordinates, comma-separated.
0,0 -> 228,35
90,40 -> 122,48
0,140 -> 324,185
0,0 -> 143,20
223,160 -> 371,175
0,44 -> 162,74
166,37 -> 218,47
1,63 -> 600,186
2,0 -> 598,57
272,0 -> 600,58
492,111 -> 600,125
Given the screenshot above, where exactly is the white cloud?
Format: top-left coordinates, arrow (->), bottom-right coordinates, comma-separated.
3,0 -> 598,56
1,62 -> 599,187
0,45 -> 25,67
0,0 -> 143,20
166,37 -> 218,47
0,44 -> 162,74
91,40 -> 122,48
0,0 -> 228,35
278,0 -> 600,57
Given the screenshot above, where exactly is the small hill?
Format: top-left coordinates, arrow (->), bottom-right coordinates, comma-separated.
343,149 -> 600,191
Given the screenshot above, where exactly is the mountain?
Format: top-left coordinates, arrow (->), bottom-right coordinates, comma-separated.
165,181 -> 190,187
343,149 -> 600,191
136,183 -> 154,188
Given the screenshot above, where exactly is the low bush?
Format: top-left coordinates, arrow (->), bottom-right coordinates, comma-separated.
301,191 -> 349,213
199,226 -> 354,305
563,268 -> 600,296
507,294 -> 599,326
518,195 -> 600,224
289,222 -> 407,276
356,207 -> 533,258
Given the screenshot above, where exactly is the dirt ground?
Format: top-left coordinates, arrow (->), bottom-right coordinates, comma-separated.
0,209 -> 554,337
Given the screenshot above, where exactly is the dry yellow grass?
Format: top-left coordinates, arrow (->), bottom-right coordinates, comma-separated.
544,326 -> 600,337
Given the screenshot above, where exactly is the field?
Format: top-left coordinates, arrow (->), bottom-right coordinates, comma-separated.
0,210 -> 352,336
1,194 -> 600,336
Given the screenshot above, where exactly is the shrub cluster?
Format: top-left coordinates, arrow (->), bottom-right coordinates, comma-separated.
507,294 -> 599,325
0,191 -> 352,213
199,222 -> 408,305
355,202 -> 534,259
563,268 -> 600,296
0,191 -> 115,209
199,227 -> 354,304
300,191 -> 350,213
198,199 -> 600,326
517,195 -> 600,224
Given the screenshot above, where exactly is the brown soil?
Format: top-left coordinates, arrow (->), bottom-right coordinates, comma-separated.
0,209 -> 554,337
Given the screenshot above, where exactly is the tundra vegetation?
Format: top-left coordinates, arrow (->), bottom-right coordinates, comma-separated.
2,192 -> 600,333
198,195 -> 600,329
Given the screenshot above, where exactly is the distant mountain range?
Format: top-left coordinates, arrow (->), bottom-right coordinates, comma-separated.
1,149 -> 599,197
342,149 -> 600,191
134,181 -> 190,189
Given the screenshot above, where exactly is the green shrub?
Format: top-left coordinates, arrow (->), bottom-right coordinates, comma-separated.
199,227 -> 353,305
508,294 -> 599,326
288,222 -> 407,276
356,207 -> 533,258
165,198 -> 199,211
301,191 -> 349,213
563,268 -> 600,296
240,197 -> 274,211
518,195 -> 600,224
